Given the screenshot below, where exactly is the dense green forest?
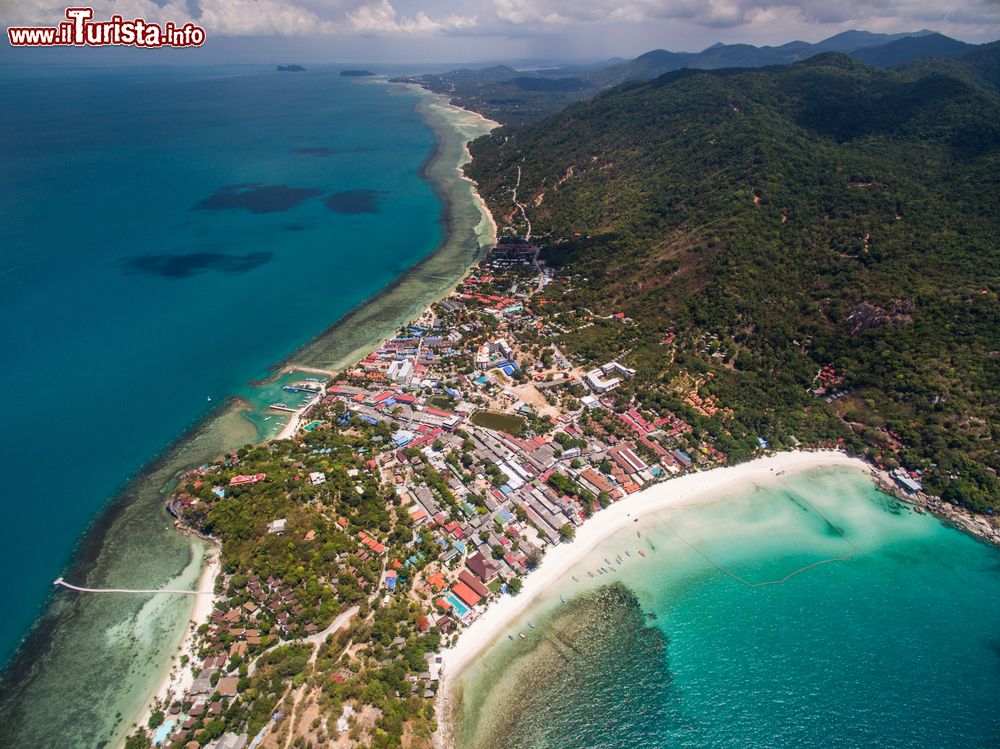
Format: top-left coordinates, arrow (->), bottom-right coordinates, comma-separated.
466,52 -> 1000,510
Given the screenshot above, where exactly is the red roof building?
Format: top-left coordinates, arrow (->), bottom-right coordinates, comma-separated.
458,569 -> 490,599
451,581 -> 481,608
229,473 -> 266,487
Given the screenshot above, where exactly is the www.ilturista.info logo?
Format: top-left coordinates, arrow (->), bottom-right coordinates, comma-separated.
8,7 -> 206,47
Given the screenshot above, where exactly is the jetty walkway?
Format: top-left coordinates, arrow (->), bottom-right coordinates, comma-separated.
53,577 -> 212,596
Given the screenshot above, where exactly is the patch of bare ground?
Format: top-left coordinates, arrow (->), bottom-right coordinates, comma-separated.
510,382 -> 561,419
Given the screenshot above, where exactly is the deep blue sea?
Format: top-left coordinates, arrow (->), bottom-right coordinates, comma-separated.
0,65 -> 441,666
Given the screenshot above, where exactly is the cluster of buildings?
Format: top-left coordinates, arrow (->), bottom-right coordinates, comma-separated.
150,240 -> 735,747
278,245 -> 725,640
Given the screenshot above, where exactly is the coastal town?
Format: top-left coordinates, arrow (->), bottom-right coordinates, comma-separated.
5,12 -> 1000,749
123,232 -> 975,749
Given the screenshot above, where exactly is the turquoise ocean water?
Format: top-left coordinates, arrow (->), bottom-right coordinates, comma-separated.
0,63 -> 443,725
454,467 -> 1000,749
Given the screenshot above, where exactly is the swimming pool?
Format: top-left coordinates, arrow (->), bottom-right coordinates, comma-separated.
152,719 -> 175,745
445,593 -> 471,617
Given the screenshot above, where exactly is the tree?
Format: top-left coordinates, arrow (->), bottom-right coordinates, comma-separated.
125,732 -> 150,749
558,524 -> 575,541
507,578 -> 523,595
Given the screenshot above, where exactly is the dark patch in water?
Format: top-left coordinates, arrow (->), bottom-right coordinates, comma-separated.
295,147 -> 339,156
123,251 -> 272,279
283,224 -> 308,232
461,582 -> 696,749
195,183 -> 322,213
324,189 -> 384,214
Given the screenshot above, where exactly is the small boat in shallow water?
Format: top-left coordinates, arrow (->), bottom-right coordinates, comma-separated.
528,622 -> 536,629
639,550 -> 647,557
560,595 -> 566,603
572,575 -> 579,582
508,634 -> 514,640
519,633 -> 526,639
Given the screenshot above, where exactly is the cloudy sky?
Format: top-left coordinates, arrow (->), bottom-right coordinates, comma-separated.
4,0 -> 999,61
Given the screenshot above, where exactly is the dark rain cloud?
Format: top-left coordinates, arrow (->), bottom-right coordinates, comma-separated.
123,251 -> 273,279
195,184 -> 323,213
324,189 -> 385,214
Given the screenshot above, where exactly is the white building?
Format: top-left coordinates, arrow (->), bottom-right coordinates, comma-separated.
584,361 -> 636,394
336,704 -> 356,733
475,343 -> 491,370
491,339 -> 514,360
267,518 -> 287,535
388,359 -> 413,382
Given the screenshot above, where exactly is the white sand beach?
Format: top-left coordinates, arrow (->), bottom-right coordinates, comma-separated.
127,551 -> 220,742
439,450 -> 870,683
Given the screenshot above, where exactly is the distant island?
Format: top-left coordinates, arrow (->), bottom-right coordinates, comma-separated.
340,69 -> 376,77
276,64 -> 306,72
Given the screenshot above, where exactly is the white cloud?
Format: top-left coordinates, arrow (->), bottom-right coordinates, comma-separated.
1,0 -> 474,35
344,0 -> 475,34
488,0 -> 1000,30
2,0 -> 997,39
197,0 -> 337,35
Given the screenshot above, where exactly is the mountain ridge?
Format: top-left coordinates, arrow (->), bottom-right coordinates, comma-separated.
464,51 -> 1000,509
396,30 -> 997,124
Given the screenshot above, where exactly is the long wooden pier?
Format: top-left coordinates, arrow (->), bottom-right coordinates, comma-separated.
53,577 -> 212,596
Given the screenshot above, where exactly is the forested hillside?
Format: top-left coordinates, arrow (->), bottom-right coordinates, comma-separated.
398,32 -> 992,124
466,52 -> 1000,509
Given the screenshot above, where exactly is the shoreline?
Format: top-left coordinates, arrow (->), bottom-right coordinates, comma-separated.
0,80 -> 497,749
282,83 -> 499,374
128,550 -> 220,736
114,83 -> 499,746
434,450 -> 872,747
